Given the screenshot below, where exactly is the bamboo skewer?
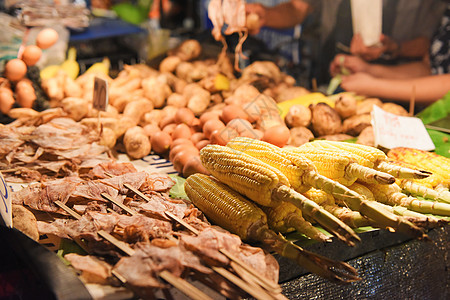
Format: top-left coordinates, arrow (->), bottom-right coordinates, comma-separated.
100,192 -> 137,216
124,177 -> 281,292
102,172 -> 283,298
54,199 -> 213,300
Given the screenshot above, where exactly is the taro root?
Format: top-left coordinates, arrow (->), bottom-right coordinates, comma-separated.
288,126 -> 314,147
335,94 -> 357,119
310,102 -> 342,136
356,98 -> 383,115
342,114 -> 372,136
285,104 -> 311,128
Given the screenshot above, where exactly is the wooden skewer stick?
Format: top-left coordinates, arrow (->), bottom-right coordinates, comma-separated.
159,271 -> 213,300
409,85 -> 416,116
55,200 -> 213,300
212,267 -> 274,300
100,192 -> 137,216
55,200 -> 82,220
120,175 -> 280,293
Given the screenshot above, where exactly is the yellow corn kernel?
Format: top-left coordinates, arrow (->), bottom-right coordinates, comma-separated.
200,144 -> 290,207
184,174 -> 266,240
388,147 -> 450,182
302,188 -> 335,206
227,137 -> 315,193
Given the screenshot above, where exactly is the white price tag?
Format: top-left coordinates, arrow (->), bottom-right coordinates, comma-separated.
372,105 -> 435,151
93,77 -> 109,111
0,171 -> 12,227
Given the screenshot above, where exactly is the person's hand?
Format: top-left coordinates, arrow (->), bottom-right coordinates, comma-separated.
329,54 -> 369,76
245,3 -> 267,34
340,72 -> 377,94
350,34 -> 388,61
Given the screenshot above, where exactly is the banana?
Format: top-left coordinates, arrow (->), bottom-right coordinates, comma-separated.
85,57 -> 110,75
40,64 -> 61,80
60,47 -> 79,80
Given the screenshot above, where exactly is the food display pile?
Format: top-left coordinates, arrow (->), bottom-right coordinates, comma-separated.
1,27 -> 449,299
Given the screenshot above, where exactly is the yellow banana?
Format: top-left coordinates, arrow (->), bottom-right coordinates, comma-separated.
40,64 -> 61,80
85,57 -> 110,75
60,47 -> 79,80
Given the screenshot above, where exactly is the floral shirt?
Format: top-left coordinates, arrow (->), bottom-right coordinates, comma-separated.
430,4 -> 450,75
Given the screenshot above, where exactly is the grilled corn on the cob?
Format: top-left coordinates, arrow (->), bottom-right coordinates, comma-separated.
287,147 -> 395,185
185,174 -> 360,283
200,144 -> 360,246
224,138 -> 425,239
301,141 -> 431,179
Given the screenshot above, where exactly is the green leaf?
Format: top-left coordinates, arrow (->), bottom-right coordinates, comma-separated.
416,91 -> 450,125
112,3 -> 148,25
169,175 -> 189,200
426,129 -> 450,158
326,75 -> 342,96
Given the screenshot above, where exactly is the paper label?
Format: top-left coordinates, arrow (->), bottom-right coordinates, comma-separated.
93,77 -> 109,111
371,105 -> 435,151
351,0 -> 382,46
0,172 -> 12,227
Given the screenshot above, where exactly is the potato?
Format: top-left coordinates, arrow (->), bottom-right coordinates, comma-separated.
63,76 -> 82,98
80,117 -> 118,134
167,93 -> 188,108
188,94 -> 211,116
285,104 -> 311,128
342,114 -> 372,136
123,126 -> 151,159
142,78 -> 171,108
288,126 -> 314,147
310,102 -> 342,136
86,104 -> 120,119
116,116 -> 138,138
335,94 -> 357,119
381,102 -> 408,116
142,109 -> 164,126
123,98 -> 154,125
98,127 -> 117,149
170,39 -> 202,61
8,108 -> 39,119
60,97 -> 89,121
112,89 -> 145,112
356,126 -> 375,146
159,55 -> 182,73
12,205 -> 39,241
357,98 -> 382,115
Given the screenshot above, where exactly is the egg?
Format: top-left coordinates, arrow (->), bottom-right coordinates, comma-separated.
21,45 -> 42,66
221,104 -> 249,124
36,28 -> 59,49
174,107 -> 195,125
5,59 -> 27,82
210,128 -> 239,146
150,131 -> 172,154
0,88 -> 15,114
172,123 -> 192,140
202,119 -> 225,139
262,125 -> 291,147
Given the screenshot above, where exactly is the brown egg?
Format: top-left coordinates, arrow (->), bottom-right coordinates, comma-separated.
190,132 -> 206,144
0,88 -> 15,114
262,125 -> 291,147
162,123 -> 177,136
15,79 -> 36,108
143,123 -> 161,137
5,59 -> 27,82
202,119 -> 226,139
226,118 -> 253,135
182,156 -> 210,178
221,104 -> 249,124
169,144 -> 199,162
21,45 -> 42,66
172,123 -> 192,140
199,111 -> 221,127
36,28 -> 59,49
150,131 -> 172,154
171,138 -> 195,149
210,128 -> 239,146
195,139 -> 210,150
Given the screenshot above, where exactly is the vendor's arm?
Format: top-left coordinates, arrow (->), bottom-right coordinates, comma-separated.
350,34 -> 430,61
245,0 -> 312,34
330,54 -> 431,79
340,73 -> 450,104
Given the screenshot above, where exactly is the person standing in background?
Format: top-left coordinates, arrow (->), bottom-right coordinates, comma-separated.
245,0 -> 446,85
